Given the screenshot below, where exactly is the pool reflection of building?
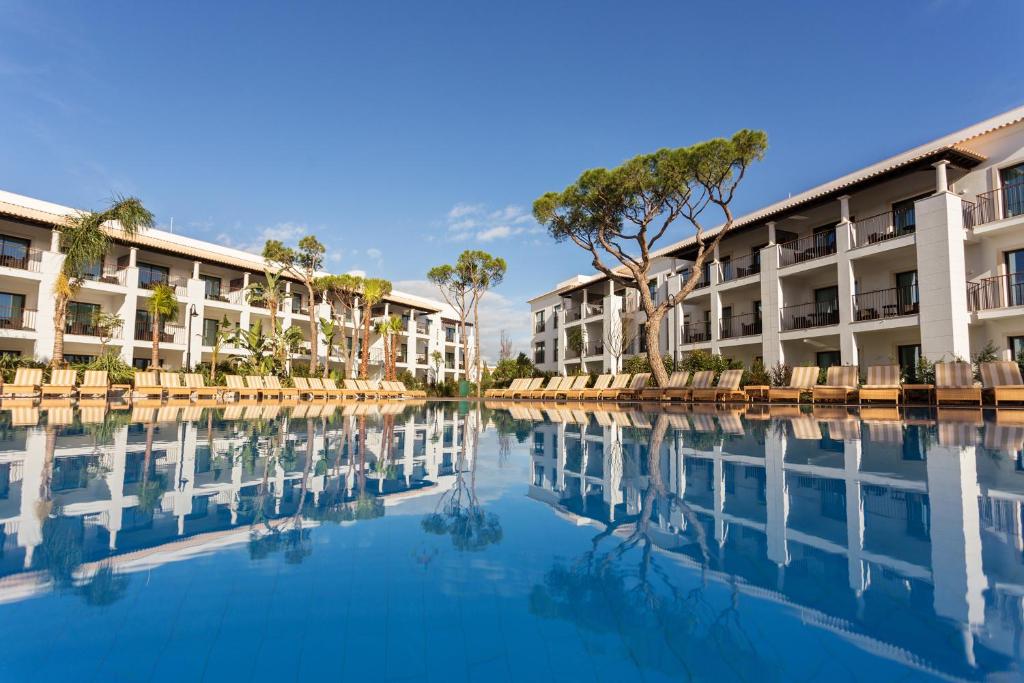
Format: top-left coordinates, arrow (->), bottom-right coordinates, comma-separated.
526,404 -> 1024,679
0,402 -> 472,591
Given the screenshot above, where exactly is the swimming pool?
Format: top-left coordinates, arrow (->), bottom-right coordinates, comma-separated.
0,400 -> 1019,681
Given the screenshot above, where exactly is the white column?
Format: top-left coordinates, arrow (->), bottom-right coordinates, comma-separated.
709,262 -> 721,355
835,200 -> 858,367
933,160 -> 950,195
915,192 -> 971,360
760,242 -> 783,366
712,450 -> 726,546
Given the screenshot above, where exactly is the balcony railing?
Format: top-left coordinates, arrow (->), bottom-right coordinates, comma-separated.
780,300 -> 839,331
683,320 -> 711,344
134,321 -> 187,344
415,323 -> 429,335
719,313 -> 761,339
584,342 -> 604,357
65,321 -> 107,337
719,253 -> 760,282
853,285 -> 919,321
534,321 -> 545,334
778,230 -> 836,267
582,303 -> 603,318
975,182 -> 1024,226
83,267 -> 129,286
962,199 -> 977,231
851,209 -> 915,248
565,307 -> 582,322
0,308 -> 36,331
967,273 -> 1024,312
139,276 -> 188,295
678,269 -> 711,289
0,248 -> 43,273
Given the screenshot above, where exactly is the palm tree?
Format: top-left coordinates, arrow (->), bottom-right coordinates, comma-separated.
247,270 -> 286,361
316,274 -> 363,378
147,283 -> 179,368
92,311 -> 123,355
359,278 -> 392,379
375,318 -> 391,379
233,320 -> 276,375
52,197 -> 154,367
208,315 -> 237,384
386,315 -> 404,380
319,317 -> 339,379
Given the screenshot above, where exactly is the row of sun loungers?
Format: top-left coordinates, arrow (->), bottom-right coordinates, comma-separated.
0,368 -> 425,402
486,361 -> 1024,406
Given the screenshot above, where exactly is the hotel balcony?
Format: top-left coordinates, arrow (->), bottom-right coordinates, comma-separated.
64,320 -> 108,338
683,320 -> 712,344
850,208 -> 915,249
134,321 -> 187,345
678,268 -> 711,290
564,302 -> 603,323
853,285 -> 919,321
780,301 -> 838,331
584,341 -> 604,358
719,313 -> 761,340
0,308 -> 36,332
778,229 -> 836,268
82,266 -> 130,287
967,274 -> 1024,313
139,275 -> 189,297
718,253 -> 760,283
0,247 -> 43,273
972,182 -> 1024,226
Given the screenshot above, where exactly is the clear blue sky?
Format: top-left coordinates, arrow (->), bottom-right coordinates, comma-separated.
2,0 -> 1022,359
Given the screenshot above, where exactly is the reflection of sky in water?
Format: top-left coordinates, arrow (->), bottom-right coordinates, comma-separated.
0,402 -> 1020,681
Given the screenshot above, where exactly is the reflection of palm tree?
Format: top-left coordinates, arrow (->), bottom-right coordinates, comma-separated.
137,421 -> 166,515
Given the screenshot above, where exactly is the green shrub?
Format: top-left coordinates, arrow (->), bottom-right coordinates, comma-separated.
907,356 -> 935,384
768,362 -> 792,387
396,369 -> 424,390
971,340 -> 998,382
677,350 -> 737,382
623,353 -> 675,376
741,360 -> 771,387
84,352 -> 134,385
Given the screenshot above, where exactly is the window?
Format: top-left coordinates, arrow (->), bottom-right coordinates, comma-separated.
292,292 -> 303,314
201,275 -> 222,300
138,262 -> 169,288
66,302 -> 100,336
0,292 -> 26,329
553,305 -> 560,329
898,344 -> 921,382
445,352 -> 455,368
1009,336 -> 1024,360
64,354 -> 95,364
1000,162 -> 1024,218
892,194 -> 929,234
814,286 -> 839,325
132,357 -> 153,369
1005,249 -> 1024,307
535,310 -> 545,334
534,341 -> 545,365
895,271 -> 919,313
202,318 -> 220,346
0,235 -> 30,269
753,300 -> 762,323
719,256 -> 732,281
648,278 -> 658,301
816,350 -> 841,368
81,258 -> 104,281
750,245 -> 766,273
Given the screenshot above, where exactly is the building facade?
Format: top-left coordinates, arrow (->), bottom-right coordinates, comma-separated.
0,189 -> 471,380
529,106 -> 1024,377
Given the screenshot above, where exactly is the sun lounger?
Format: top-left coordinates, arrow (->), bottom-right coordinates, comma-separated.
859,365 -> 902,403
132,371 -> 163,399
523,376 -> 561,399
486,378 -> 519,398
264,375 -> 299,400
1,368 -> 43,399
296,377 -> 328,399
318,378 -> 349,399
536,376 -> 573,400
614,373 -> 651,401
509,377 -> 542,398
79,370 -> 111,399
768,366 -> 818,402
935,361 -> 982,405
394,381 -> 427,398
575,374 -> 612,400
41,368 -> 77,398
692,369 -> 745,402
184,373 -> 221,400
812,365 -> 859,403
638,371 -> 689,401
555,375 -> 590,400
245,375 -> 280,400
980,361 -> 1024,406
160,372 -> 195,400
10,406 -> 39,426
224,375 -> 259,401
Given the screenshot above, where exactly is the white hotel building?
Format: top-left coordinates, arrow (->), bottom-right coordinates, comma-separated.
0,189 -> 471,380
529,106 -> 1024,377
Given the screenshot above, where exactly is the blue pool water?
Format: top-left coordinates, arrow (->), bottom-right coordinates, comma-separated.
0,400 -> 1020,681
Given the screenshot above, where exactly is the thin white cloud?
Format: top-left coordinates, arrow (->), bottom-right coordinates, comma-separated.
216,221 -> 310,254
442,202 -> 541,243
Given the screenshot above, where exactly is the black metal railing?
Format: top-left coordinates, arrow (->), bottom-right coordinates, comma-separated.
853,285 -> 919,321
65,321 -> 106,337
0,248 -> 43,273
134,321 -> 186,344
0,308 -> 35,331
780,300 -> 839,331
719,253 -> 760,282
584,342 -> 604,357
565,307 -> 582,322
720,313 -> 762,339
852,208 -> 915,248
683,320 -> 712,344
967,273 -> 1024,311
678,268 -> 711,289
961,199 -> 977,231
83,267 -> 128,286
975,182 -> 1024,225
778,230 -> 837,267
139,276 -> 188,295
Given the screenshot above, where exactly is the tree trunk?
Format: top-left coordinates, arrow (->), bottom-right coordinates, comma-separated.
459,320 -> 470,389
151,317 -> 160,368
322,340 -> 331,379
472,300 -> 482,398
306,282 -> 318,374
51,295 -> 68,368
644,307 -> 669,387
360,307 -> 371,379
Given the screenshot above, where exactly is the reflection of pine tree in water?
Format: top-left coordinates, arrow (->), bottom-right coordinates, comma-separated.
529,415 -> 776,681
422,410 -> 502,551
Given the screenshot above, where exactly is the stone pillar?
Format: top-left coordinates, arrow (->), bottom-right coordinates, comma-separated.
760,242 -> 783,366
709,263 -> 721,354
933,160 -> 950,194
835,206 -> 858,367
106,426 -> 129,550
915,192 -> 971,361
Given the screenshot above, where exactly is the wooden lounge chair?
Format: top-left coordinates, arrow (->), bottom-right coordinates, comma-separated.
161,373 -> 195,400
980,361 -> 1024,406
638,371 -> 689,401
41,368 -> 77,398
1,368 -> 42,399
812,365 -> 859,403
859,365 -> 902,403
394,381 -> 427,399
79,370 -> 110,399
611,373 -> 650,401
692,369 -> 745,402
224,375 -> 259,401
485,378 -> 518,398
575,374 -> 612,400
536,376 -> 573,400
133,371 -> 163,399
263,375 -> 299,400
523,376 -> 561,399
296,377 -> 327,399
935,361 -> 982,405
511,377 -> 543,398
244,376 -> 279,400
318,378 -> 349,399
768,366 -> 818,403
495,378 -> 528,398
184,373 -> 221,400
556,375 -> 590,400
671,371 -> 712,402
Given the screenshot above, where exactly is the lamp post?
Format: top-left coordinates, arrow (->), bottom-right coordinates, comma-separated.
185,304 -> 199,370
